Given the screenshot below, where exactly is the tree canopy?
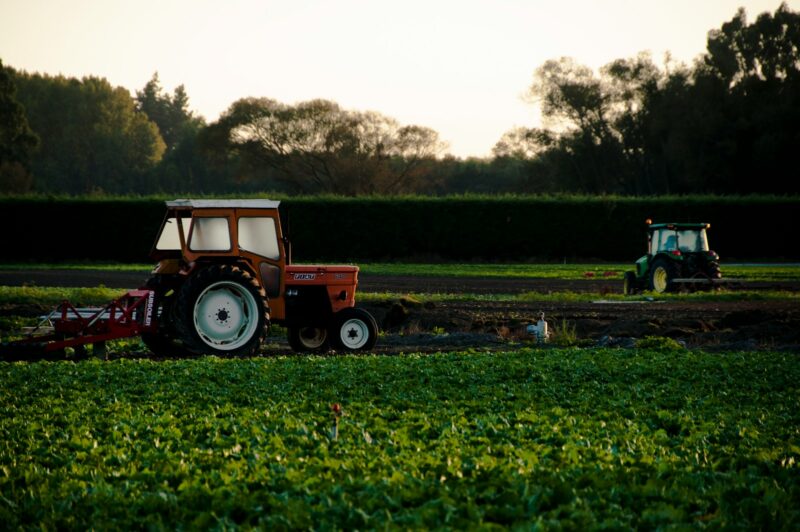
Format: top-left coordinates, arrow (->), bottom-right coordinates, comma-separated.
496,3 -> 800,195
136,72 -> 204,152
0,59 -> 38,192
10,70 -> 165,194
1,3 -> 798,196
202,98 -> 446,195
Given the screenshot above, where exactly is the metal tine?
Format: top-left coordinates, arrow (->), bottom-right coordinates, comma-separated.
27,306 -> 61,337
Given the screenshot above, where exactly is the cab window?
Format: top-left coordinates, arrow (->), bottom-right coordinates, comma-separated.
155,217 -> 190,250
238,217 -> 280,259
650,230 -> 664,254
189,217 -> 231,251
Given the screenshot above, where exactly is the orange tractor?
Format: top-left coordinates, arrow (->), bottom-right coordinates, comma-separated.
5,199 -> 377,358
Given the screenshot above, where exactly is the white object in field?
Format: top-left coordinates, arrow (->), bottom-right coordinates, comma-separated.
526,312 -> 549,343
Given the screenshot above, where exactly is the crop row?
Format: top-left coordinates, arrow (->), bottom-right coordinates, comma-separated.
1,349 -> 798,528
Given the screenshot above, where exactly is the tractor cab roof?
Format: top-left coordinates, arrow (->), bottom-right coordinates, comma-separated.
648,222 -> 710,232
165,199 -> 281,210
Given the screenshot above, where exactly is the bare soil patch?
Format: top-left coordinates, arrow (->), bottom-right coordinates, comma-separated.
359,298 -> 800,352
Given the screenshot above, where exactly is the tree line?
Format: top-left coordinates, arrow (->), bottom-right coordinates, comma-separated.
1,4 -> 798,196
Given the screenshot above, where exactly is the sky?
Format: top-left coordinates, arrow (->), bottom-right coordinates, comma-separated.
1,0 -> 797,158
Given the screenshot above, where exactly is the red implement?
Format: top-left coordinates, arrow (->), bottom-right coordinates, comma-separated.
2,289 -> 157,359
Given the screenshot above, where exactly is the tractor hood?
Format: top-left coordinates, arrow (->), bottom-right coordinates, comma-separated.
285,265 -> 359,285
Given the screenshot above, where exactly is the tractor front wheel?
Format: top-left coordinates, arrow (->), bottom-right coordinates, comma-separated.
288,326 -> 330,352
649,258 -> 679,293
174,265 -> 269,356
331,308 -> 378,351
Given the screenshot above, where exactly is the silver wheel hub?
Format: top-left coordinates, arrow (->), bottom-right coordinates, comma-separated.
193,281 -> 258,351
339,318 -> 369,349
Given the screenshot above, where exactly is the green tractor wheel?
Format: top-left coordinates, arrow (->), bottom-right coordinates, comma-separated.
649,258 -> 679,293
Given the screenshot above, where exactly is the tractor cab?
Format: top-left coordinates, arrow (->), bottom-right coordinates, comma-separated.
648,223 -> 710,256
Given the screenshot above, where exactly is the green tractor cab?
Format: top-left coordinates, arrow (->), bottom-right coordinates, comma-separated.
624,221 -> 723,294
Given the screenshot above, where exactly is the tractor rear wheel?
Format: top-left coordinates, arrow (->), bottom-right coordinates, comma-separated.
174,265 -> 269,356
331,308 -> 378,351
287,326 -> 330,352
649,258 -> 679,293
623,271 -> 638,295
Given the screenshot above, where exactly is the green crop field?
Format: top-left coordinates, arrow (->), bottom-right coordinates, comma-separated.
1,349 -> 798,529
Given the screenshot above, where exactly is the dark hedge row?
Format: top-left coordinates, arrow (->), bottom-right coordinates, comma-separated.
1,196 -> 797,262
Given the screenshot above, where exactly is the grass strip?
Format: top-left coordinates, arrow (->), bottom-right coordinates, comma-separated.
0,286 -> 129,307
0,262 -> 798,281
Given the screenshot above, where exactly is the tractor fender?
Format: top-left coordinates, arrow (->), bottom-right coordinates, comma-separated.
634,255 -> 649,278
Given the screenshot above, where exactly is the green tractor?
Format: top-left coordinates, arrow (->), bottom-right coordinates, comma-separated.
624,220 -> 723,294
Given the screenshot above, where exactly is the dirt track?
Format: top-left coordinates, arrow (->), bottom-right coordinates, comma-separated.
1,269 -> 799,352
360,298 -> 800,352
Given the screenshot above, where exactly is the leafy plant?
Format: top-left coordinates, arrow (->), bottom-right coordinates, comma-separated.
549,318 -> 578,346
2,348 -> 795,529
636,335 -> 686,351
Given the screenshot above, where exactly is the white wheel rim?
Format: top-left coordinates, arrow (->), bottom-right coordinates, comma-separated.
298,327 -> 327,349
339,318 -> 369,350
193,281 -> 259,351
653,267 -> 668,292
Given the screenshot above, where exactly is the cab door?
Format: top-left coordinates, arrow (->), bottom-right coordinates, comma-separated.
235,210 -> 287,320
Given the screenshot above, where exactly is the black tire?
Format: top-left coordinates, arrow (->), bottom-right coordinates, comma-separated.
174,265 -> 269,356
287,326 -> 330,352
623,271 -> 638,295
707,261 -> 722,279
330,308 -> 378,351
648,257 -> 679,293
140,275 -> 187,357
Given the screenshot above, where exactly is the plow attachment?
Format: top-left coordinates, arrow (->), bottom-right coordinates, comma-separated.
1,289 -> 157,361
